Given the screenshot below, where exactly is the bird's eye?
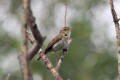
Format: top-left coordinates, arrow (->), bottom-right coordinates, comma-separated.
64,29 -> 67,31
65,34 -> 67,36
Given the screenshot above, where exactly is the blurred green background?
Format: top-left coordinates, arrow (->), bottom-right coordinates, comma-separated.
0,0 -> 119,80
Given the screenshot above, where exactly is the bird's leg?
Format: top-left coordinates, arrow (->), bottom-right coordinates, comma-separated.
63,49 -> 67,54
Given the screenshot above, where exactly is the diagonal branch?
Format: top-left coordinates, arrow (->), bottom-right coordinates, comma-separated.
28,42 -> 41,60
26,32 -> 43,61
110,0 -> 120,80
26,32 -> 35,44
56,52 -> 65,71
27,9 -> 43,43
110,0 -> 119,23
38,49 -> 63,80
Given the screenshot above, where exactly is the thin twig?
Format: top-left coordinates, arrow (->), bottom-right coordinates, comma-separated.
26,32 -> 35,44
5,74 -> 10,80
38,49 -> 63,80
56,52 -> 65,71
110,0 -> 120,80
26,31 -> 45,61
64,5 -> 67,27
27,9 -> 43,43
28,42 -> 40,59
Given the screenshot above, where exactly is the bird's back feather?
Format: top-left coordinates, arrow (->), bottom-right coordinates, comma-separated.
45,33 -> 63,54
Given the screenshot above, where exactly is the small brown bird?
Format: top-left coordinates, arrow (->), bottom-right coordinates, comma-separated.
37,27 -> 71,60
45,27 -> 71,54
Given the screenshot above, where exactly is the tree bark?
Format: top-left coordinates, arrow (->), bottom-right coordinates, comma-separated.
110,0 -> 120,80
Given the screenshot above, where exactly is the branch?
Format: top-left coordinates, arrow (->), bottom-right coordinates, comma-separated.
26,31 -> 46,61
38,49 -> 63,80
26,32 -> 35,44
28,42 -> 40,60
20,0 -> 45,61
56,52 -> 65,71
56,39 -> 72,71
5,74 -> 10,80
26,32 -> 41,59
25,0 -> 45,61
27,9 -> 43,43
110,0 -> 120,80
110,0 -> 119,23
19,0 -> 33,80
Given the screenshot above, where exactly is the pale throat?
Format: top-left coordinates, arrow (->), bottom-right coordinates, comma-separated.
67,32 -> 71,38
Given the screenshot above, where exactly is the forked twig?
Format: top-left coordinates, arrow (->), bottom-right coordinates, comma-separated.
26,32 -> 35,44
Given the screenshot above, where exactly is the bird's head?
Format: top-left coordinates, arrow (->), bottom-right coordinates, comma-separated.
60,27 -> 71,38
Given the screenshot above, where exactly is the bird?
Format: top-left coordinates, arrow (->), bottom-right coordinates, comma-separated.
45,27 -> 71,54
37,27 -> 71,60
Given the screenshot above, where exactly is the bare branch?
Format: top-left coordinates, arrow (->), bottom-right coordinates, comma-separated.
24,0 -> 45,61
38,49 -> 63,80
110,0 -> 120,79
5,74 -> 10,80
56,52 -> 65,71
27,12 -> 43,43
110,0 -> 119,23
19,0 -> 33,80
26,32 -> 35,44
26,31 -> 46,61
28,42 -> 40,60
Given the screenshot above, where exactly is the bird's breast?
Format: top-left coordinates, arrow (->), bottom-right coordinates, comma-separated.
52,39 -> 68,52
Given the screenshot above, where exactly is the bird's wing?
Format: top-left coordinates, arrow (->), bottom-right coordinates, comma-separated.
45,34 -> 62,54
